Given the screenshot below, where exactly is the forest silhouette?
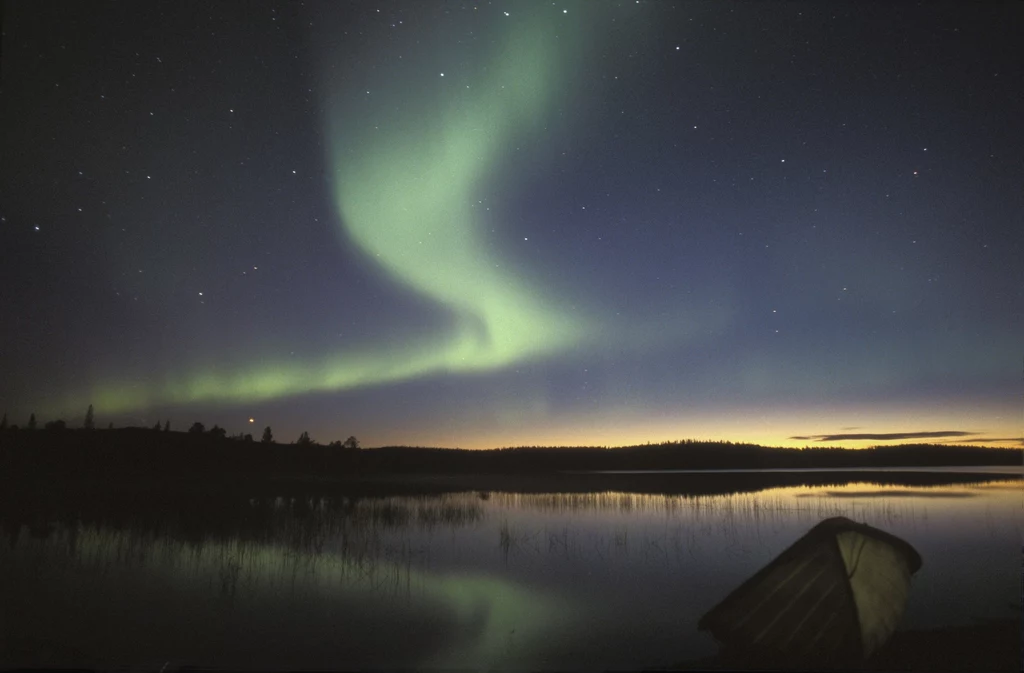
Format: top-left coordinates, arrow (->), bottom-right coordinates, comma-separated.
1,418 -> 1019,485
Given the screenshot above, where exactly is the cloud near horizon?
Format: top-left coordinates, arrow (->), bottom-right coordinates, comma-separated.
945,436 -> 1023,445
788,430 -> 978,442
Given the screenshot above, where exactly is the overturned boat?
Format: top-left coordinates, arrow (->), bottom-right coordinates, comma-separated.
698,516 -> 922,665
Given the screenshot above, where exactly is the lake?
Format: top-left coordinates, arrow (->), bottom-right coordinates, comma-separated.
1,468 -> 1020,670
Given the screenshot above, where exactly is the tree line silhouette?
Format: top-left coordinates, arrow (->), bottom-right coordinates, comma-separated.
0,413 -> 1019,483
2,406 -> 97,432
2,402 -> 1020,483
0,405 -> 359,450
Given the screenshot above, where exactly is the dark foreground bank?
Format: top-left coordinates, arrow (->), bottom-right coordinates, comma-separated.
670,618 -> 1022,672
10,619 -> 1013,671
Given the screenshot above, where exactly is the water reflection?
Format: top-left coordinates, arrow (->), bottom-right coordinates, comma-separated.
3,511 -> 567,670
0,477 -> 1019,670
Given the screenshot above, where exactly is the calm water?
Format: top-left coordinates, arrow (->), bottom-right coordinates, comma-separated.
1,473 -> 1020,670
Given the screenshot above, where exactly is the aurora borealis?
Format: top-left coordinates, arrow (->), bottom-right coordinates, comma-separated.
324,7 -> 592,383
1,1 -> 1021,449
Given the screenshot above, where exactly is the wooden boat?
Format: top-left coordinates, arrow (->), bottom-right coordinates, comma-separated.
698,516 -> 922,664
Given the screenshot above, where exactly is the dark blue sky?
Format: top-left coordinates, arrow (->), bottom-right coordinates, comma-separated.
1,1 -> 1020,448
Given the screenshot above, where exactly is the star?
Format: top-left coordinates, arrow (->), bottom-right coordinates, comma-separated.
6,0 -> 1019,457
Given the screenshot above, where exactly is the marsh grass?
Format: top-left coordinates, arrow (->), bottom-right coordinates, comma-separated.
476,485 -> 948,571
2,490 -> 489,611
6,482 -> 946,590
497,518 -> 541,564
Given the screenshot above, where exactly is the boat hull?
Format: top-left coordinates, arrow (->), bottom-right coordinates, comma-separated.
698,517 -> 922,664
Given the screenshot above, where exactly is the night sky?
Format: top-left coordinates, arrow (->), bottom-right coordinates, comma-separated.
2,1 -> 1021,449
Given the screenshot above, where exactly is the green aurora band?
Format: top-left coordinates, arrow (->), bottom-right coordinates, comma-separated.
68,8 -> 608,416
324,13 -> 594,379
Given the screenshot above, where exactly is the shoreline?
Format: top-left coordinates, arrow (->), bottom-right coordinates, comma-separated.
3,466 -> 1019,500
287,468 -> 1022,497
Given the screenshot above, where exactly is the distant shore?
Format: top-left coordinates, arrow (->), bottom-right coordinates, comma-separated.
2,426 -> 1020,483
315,467 -> 1021,497
2,463 -> 1020,505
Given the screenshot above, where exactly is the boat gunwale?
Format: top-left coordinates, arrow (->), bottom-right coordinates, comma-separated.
697,516 -> 923,659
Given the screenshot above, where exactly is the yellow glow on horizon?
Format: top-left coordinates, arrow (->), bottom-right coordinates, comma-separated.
351,402 -> 1022,451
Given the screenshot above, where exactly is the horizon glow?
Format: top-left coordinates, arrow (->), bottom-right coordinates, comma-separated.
4,3 -> 1020,452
